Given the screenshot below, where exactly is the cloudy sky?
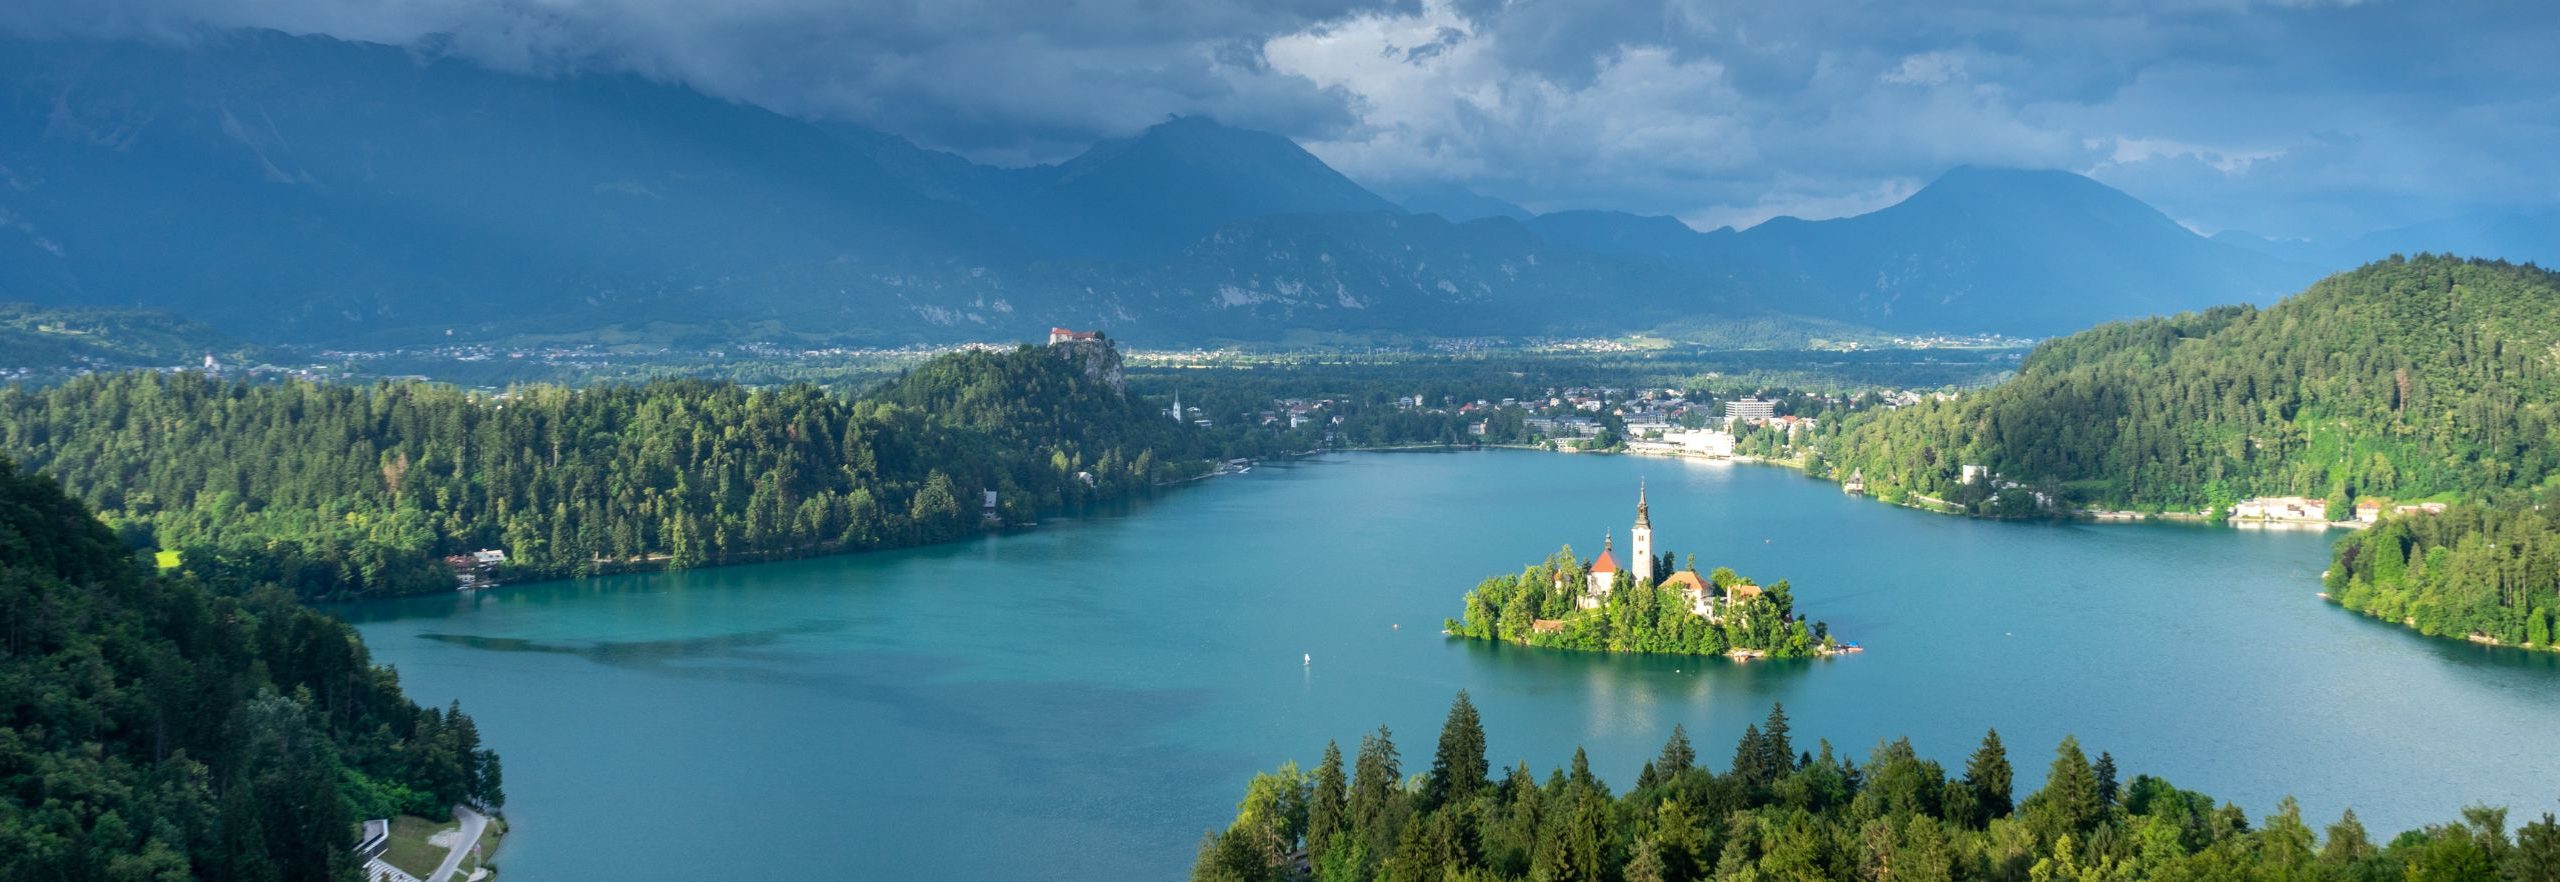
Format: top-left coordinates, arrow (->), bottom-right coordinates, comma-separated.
11,0 -> 2556,239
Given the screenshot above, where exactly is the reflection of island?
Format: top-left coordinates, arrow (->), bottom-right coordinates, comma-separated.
1443,482 -> 1854,659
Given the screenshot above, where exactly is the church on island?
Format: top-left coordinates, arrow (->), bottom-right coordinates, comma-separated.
1573,482 -> 1761,622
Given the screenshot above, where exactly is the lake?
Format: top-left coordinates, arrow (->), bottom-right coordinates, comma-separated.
339,450 -> 2560,880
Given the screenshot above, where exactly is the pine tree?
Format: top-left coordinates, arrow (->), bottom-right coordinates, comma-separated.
1756,703 -> 1796,782
1964,728 -> 2015,820
1657,723 -> 1696,775
1351,727 -> 1403,865
2031,735 -> 2103,836
1424,691 -> 1488,811
1308,741 -> 1347,862
2093,751 -> 2119,819
1730,724 -> 1764,783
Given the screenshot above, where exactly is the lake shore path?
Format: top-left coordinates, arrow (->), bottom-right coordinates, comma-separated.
424,805 -> 490,882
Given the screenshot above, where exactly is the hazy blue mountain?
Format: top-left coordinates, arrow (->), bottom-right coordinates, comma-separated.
0,31 -> 1039,343
2335,213 -> 2558,268
1731,167 -> 2311,335
1526,210 -> 1728,261
1393,183 -> 1535,223
2214,215 -> 2557,272
1024,116 -> 1397,257
1035,212 -> 1777,340
0,31 -> 2382,346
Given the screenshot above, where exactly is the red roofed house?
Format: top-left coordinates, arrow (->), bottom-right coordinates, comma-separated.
1048,327 -> 1102,344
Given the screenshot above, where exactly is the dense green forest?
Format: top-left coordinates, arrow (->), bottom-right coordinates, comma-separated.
1821,256 -> 2560,514
1446,550 -> 1832,658
1193,694 -> 2560,882
2326,502 -> 2560,650
0,340 -> 1205,600
0,456 -> 502,880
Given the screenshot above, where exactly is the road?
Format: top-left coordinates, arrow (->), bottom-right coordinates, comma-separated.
424,805 -> 490,882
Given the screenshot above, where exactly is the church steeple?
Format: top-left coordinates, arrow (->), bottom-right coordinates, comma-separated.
1630,480 -> 1656,585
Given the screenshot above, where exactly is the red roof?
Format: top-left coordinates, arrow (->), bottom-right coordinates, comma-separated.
1589,550 -> 1619,574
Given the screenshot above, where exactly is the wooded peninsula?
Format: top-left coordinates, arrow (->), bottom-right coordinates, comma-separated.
1815,256 -> 2560,653
0,336 -> 1205,600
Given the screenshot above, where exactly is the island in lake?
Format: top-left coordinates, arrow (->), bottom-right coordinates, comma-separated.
1446,482 -> 1850,659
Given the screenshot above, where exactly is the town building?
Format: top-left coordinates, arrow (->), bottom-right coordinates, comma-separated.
1047,327 -> 1102,344
1723,397 -> 1777,425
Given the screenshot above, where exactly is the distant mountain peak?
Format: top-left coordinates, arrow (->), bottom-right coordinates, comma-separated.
1905,165 -> 2156,212
1035,115 -> 1395,256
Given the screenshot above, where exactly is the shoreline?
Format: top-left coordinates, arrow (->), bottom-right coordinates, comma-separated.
2319,593 -> 2560,656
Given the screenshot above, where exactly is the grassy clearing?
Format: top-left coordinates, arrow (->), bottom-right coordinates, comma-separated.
377,815 -> 451,878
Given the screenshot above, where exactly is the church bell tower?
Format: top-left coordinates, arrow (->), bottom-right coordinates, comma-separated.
1631,480 -> 1654,585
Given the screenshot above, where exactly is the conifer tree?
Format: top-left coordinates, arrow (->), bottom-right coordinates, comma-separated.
2093,751 -> 2120,818
1730,724 -> 1764,782
1964,728 -> 2015,820
1351,726 -> 1403,865
2030,735 -> 2103,836
1756,703 -> 1796,782
1657,723 -> 1696,775
1308,741 -> 1347,862
1425,690 -> 1488,811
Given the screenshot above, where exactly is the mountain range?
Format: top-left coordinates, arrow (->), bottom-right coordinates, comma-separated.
0,29 -> 2537,348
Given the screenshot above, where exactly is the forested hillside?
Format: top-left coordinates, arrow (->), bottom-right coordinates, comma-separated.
0,457 -> 501,879
0,341 -> 1202,599
1824,255 -> 2560,513
0,303 -> 270,371
1194,695 -> 2560,882
2326,502 -> 2560,650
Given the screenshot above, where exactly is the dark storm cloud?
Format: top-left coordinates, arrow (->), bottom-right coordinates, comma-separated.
0,0 -> 1410,163
5,0 -> 2553,239
1271,0 -> 2560,236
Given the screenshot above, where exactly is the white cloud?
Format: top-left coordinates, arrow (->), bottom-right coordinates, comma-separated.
2090,136 -> 2285,174
1880,51 -> 1967,86
1685,176 -> 1924,230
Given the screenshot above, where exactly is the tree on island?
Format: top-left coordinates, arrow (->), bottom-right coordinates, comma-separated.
1445,546 -> 1835,659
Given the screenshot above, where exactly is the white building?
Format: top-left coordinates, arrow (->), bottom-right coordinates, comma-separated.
1724,397 -> 1777,424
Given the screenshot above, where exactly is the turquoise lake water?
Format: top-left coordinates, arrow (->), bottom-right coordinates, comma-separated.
339,450 -> 2560,880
